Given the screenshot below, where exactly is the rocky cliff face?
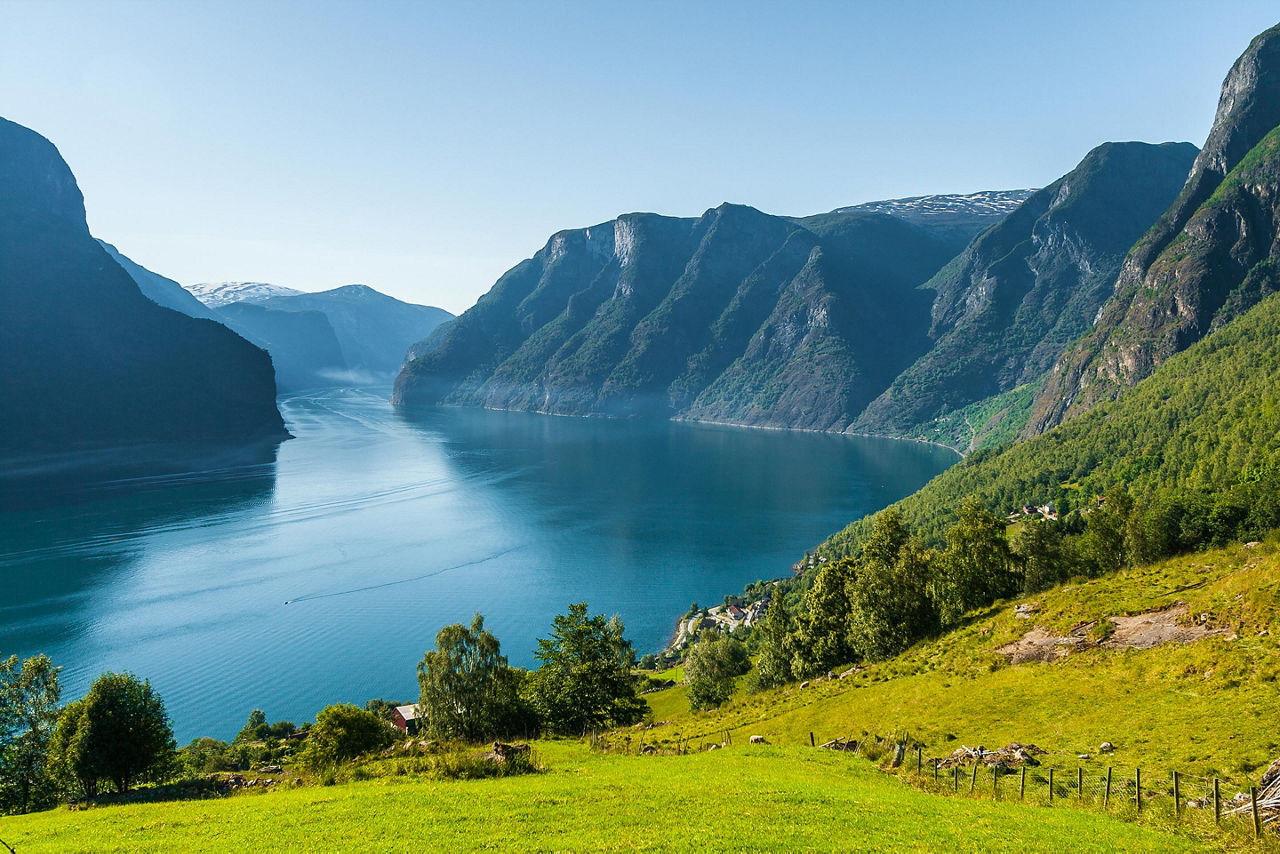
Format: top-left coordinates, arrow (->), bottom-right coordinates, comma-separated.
854,141 -> 1197,442
1025,23 -> 1280,436
393,204 -> 958,429
0,117 -> 287,454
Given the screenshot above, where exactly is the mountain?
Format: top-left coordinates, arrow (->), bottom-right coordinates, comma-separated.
392,203 -> 960,429
214,302 -> 348,392
853,141 -> 1198,449
98,243 -> 348,393
97,240 -> 222,321
254,285 -> 453,377
0,117 -> 287,454
1025,23 -> 1280,436
187,281 -> 304,307
835,189 -> 1036,247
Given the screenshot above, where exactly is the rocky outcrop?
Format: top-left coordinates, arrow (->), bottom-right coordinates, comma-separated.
392,204 -> 958,429
854,141 -> 1197,441
0,117 -> 287,454
1026,23 -> 1280,435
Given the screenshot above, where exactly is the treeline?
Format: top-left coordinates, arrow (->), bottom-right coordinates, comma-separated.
752,481 -> 1280,686
0,602 -> 648,814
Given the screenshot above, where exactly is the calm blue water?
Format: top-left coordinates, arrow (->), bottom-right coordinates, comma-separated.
0,388 -> 956,742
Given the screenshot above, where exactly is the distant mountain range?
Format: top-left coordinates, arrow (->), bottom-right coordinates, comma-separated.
392,203 -> 962,429
97,250 -> 454,392
391,162 -> 1192,445
0,117 -> 286,456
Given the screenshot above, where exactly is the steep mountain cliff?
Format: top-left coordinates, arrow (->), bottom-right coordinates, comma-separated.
854,141 -> 1198,448
393,204 -> 959,428
0,117 -> 287,454
1025,23 -> 1280,436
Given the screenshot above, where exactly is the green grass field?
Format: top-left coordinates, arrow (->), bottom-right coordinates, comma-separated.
1,743 -> 1220,853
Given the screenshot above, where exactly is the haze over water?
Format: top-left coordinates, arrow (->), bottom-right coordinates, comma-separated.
0,389 -> 955,742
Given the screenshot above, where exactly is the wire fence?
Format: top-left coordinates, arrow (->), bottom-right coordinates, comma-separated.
895,742 -> 1276,847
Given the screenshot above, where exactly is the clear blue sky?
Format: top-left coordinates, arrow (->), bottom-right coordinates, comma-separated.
2,1 -> 1276,313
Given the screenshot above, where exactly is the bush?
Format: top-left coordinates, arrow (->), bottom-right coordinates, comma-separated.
298,704 -> 395,771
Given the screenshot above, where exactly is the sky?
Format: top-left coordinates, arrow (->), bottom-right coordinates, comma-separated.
1,1 -> 1277,314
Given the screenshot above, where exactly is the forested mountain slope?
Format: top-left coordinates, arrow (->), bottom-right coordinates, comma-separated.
824,288 -> 1280,554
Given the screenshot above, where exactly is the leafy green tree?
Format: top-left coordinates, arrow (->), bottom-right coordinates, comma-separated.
298,703 -> 394,770
47,672 -> 175,797
791,558 -> 856,676
930,497 -> 1020,628
1080,486 -> 1133,575
0,654 -> 61,813
847,513 -> 937,661
531,603 -> 645,735
684,635 -> 750,710
416,613 -> 532,742
1012,518 -> 1074,593
234,709 -> 268,743
749,596 -> 796,691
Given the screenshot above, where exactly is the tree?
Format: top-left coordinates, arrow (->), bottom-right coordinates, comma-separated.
791,558 -> 855,676
930,497 -> 1020,628
1012,518 -> 1073,593
749,595 -> 796,691
0,654 -> 61,813
47,672 -> 175,797
1080,486 -> 1133,575
847,518 -> 937,661
530,603 -> 645,735
416,613 -> 531,742
234,709 -> 268,743
298,703 -> 394,770
684,635 -> 750,710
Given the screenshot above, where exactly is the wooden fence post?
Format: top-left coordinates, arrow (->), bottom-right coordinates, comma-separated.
994,765 -> 1000,799
1214,778 -> 1220,825
970,762 -> 978,793
1173,771 -> 1180,818
1253,786 -> 1262,838
810,731 -> 815,747
1049,768 -> 1054,803
934,759 -> 939,784
726,730 -> 731,747
1078,767 -> 1083,801
917,746 -> 922,774
1020,766 -> 1026,799
1135,768 -> 1141,813
953,765 -> 958,793
1104,767 -> 1112,808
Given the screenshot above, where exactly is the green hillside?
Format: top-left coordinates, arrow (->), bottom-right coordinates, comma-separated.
824,288 -> 1280,554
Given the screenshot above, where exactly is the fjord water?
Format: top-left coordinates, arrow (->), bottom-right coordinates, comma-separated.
0,389 -> 955,741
